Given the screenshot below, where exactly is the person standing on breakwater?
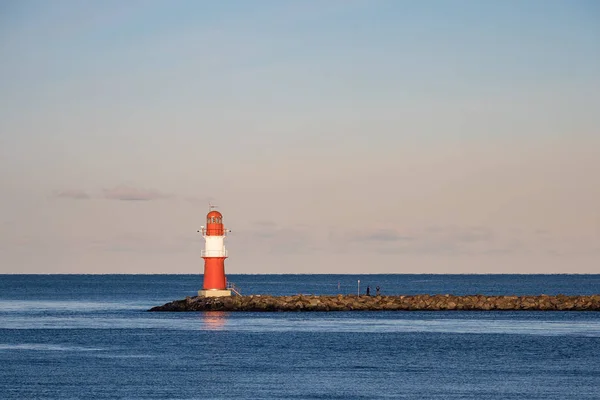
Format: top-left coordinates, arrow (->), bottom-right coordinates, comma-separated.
366,286 -> 371,296
376,286 -> 380,296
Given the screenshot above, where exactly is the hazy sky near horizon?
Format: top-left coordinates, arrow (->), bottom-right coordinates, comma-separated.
1,0 -> 599,274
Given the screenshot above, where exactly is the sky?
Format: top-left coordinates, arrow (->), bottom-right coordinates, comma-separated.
1,0 -> 599,274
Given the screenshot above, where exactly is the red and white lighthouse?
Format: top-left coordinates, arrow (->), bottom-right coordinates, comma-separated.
198,207 -> 231,297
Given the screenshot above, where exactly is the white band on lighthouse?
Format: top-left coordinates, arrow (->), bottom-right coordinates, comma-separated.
202,236 -> 227,257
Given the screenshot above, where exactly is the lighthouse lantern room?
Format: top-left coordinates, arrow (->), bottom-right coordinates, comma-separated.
198,207 -> 232,297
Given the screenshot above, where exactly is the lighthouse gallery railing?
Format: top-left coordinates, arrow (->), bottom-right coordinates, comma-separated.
201,249 -> 228,257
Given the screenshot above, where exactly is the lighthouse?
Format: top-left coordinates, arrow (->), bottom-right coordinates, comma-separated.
198,207 -> 232,297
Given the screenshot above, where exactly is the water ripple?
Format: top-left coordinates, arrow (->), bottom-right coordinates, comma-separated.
1,313 -> 599,336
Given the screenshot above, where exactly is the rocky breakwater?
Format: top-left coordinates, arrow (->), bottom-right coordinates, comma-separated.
149,294 -> 600,312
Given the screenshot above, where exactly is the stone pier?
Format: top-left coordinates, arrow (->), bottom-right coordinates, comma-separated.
149,294 -> 600,312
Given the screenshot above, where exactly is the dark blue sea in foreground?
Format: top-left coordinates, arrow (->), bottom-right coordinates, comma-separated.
1,274 -> 599,399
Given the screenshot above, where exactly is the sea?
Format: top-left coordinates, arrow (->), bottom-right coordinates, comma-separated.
1,274 -> 599,399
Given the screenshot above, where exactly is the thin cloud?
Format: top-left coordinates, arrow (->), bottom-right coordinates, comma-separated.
352,228 -> 415,242
333,226 -> 511,255
185,196 -> 216,205
56,189 -> 90,199
102,185 -> 170,201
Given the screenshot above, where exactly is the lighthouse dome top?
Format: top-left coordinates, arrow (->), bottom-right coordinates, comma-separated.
206,210 -> 223,225
206,210 -> 222,219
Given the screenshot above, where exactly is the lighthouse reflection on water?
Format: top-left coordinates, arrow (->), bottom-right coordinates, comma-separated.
200,311 -> 228,330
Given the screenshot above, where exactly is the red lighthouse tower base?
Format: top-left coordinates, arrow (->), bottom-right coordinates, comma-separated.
202,257 -> 227,290
198,209 -> 231,297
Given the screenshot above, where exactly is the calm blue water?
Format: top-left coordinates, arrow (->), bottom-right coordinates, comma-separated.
1,274 -> 599,399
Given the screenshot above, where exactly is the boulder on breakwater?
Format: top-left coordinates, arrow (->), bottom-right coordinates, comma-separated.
149,294 -> 600,312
